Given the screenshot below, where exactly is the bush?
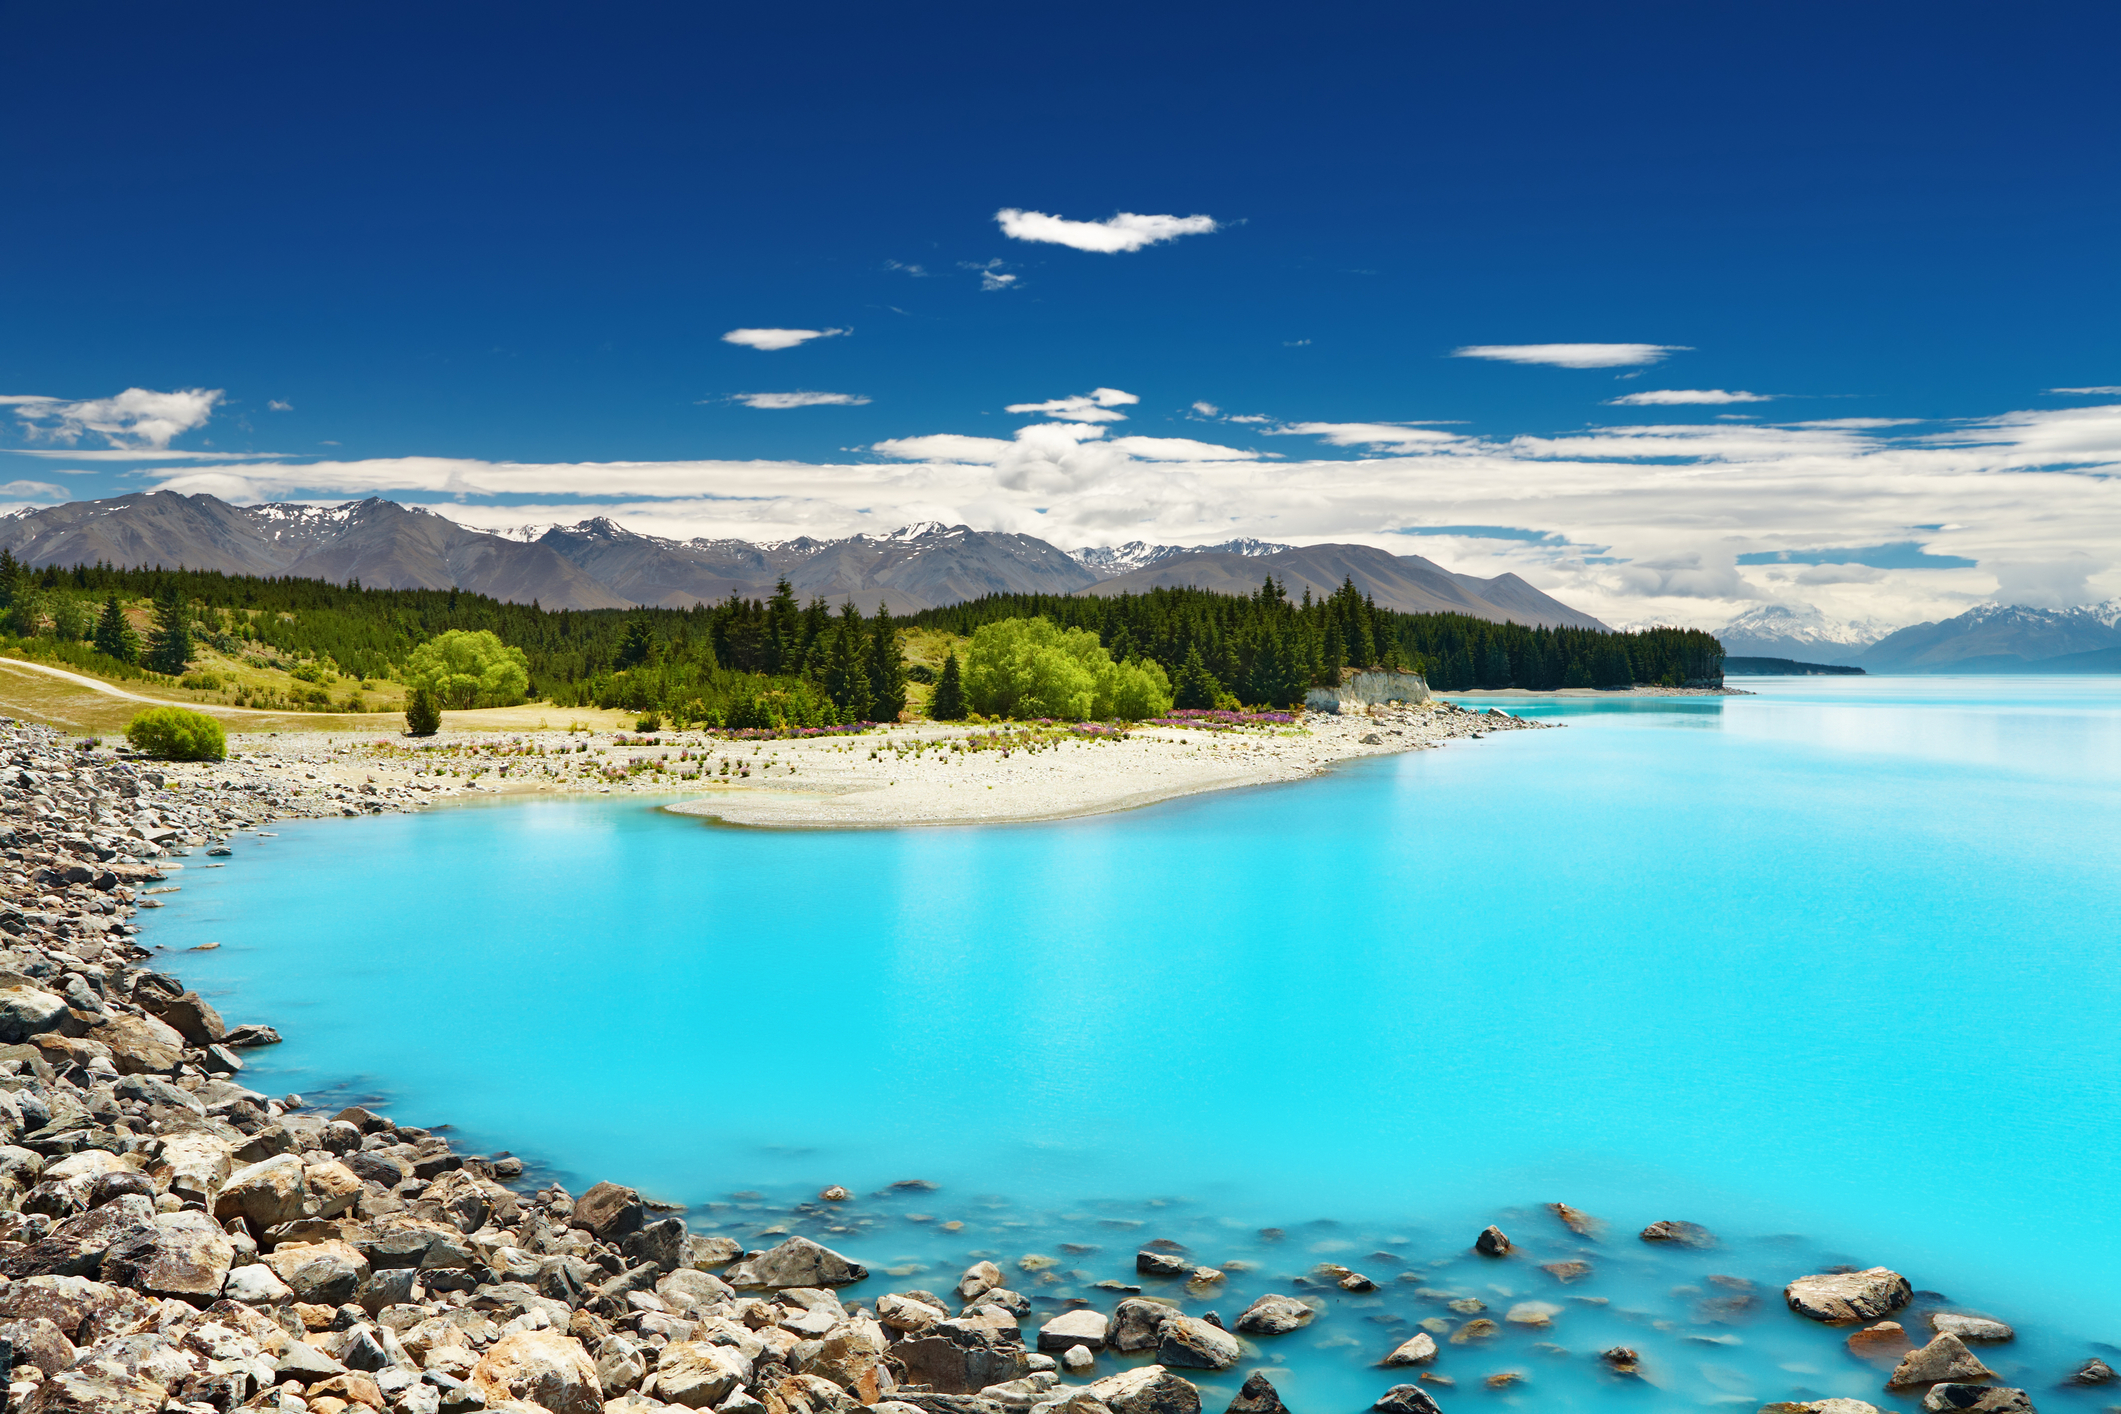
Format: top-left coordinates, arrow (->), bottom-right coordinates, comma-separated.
404,686 -> 442,737
962,617 -> 1174,721
124,707 -> 226,761
402,629 -> 530,708
180,671 -> 223,691
635,710 -> 663,732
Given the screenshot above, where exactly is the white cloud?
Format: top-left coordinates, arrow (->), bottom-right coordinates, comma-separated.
1453,344 -> 1689,369
2050,386 -> 2121,395
1267,422 -> 1463,450
0,480 -> 67,500
1005,387 -> 1140,423
957,260 -> 1018,292
1608,389 -> 1773,406
883,261 -> 931,277
6,387 -> 223,449
728,392 -> 872,409
994,208 -> 1218,254
1191,401 -> 1220,417
1992,554 -> 2106,608
267,399 -> 293,412
720,327 -> 848,351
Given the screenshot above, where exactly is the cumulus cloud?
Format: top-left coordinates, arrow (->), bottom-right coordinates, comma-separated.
995,208 -> 1218,254
5,387 -> 223,449
728,392 -> 872,409
1453,344 -> 1688,369
1608,389 -> 1773,406
1992,554 -> 2107,608
1005,388 -> 1140,423
720,327 -> 848,351
267,399 -> 293,412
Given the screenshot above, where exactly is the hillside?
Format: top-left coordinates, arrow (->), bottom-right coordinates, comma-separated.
1854,601 -> 2121,672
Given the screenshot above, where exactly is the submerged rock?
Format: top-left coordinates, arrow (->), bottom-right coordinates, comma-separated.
2066,1358 -> 2115,1385
1638,1220 -> 1716,1248
1233,1294 -> 1313,1336
1473,1225 -> 1512,1256
1846,1321 -> 1914,1362
1547,1202 -> 1602,1237
1930,1314 -> 2014,1342
1786,1268 -> 1913,1322
1540,1260 -> 1592,1284
1889,1333 -> 1997,1388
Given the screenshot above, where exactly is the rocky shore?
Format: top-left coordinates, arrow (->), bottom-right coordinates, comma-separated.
0,716 -> 2099,1414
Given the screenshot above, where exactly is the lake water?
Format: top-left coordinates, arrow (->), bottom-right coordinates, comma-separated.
152,678 -> 2121,1411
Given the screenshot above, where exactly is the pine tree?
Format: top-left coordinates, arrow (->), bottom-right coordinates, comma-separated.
1480,642 -> 1512,689
616,618 -> 655,668
930,650 -> 967,720
144,588 -> 191,674
824,613 -> 872,720
765,578 -> 799,674
404,686 -> 442,736
1172,644 -> 1219,710
93,596 -> 138,664
797,596 -> 831,674
867,601 -> 908,721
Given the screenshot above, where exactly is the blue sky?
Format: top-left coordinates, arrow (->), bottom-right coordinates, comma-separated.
4,0 -> 2118,628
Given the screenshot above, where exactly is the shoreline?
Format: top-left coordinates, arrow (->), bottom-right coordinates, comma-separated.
0,715 -> 2092,1414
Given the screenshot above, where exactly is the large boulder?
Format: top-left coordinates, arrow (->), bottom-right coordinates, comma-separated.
471,1329 -> 604,1414
878,1292 -> 949,1334
1083,1366 -> 1201,1414
1371,1387 -> 1444,1414
1931,1314 -> 2014,1342
1037,1310 -> 1109,1352
0,1274 -> 158,1343
20,1368 -> 168,1414
1155,1317 -> 1239,1371
894,1318 -> 1030,1395
0,986 -> 68,1044
213,1153 -> 311,1229
98,1210 -> 233,1303
148,1132 -> 232,1206
140,991 -> 224,1047
304,1159 -> 363,1219
1226,1373 -> 1286,1414
86,1013 -> 185,1075
1,1195 -> 156,1278
654,1341 -> 753,1408
1108,1298 -> 1182,1353
262,1239 -> 370,1306
1921,1388 -> 2033,1413
1381,1333 -> 1437,1366
1786,1269 -> 1913,1322
725,1236 -> 867,1288
1890,1334 -> 1996,1388
0,1316 -> 77,1376
1233,1294 -> 1313,1337
569,1182 -> 645,1240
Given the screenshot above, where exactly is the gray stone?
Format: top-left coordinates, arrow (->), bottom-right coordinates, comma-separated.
1036,1309 -> 1107,1351
20,1367 -> 168,1414
654,1342 -> 753,1409
1381,1332 -> 1437,1366
0,987 -> 68,1045
1785,1269 -> 1913,1322
569,1182 -> 644,1241
140,990 -> 224,1047
222,1262 -> 294,1303
1930,1314 -> 2014,1342
724,1236 -> 867,1289
1082,1366 -> 1201,1414
683,1235 -> 741,1269
1638,1219 -> 1716,1248
1108,1297 -> 1182,1353
959,1261 -> 1003,1300
1370,1387 -> 1444,1414
596,1336 -> 648,1396
1233,1294 -> 1313,1337
1062,1346 -> 1095,1374
2067,1358 -> 2115,1385
1135,1251 -> 1187,1278
1920,1387 -> 2033,1413
1473,1225 -> 1511,1256
1155,1317 -> 1239,1371
1890,1333 -> 1997,1388
96,1209 -> 234,1302
276,1342 -> 351,1382
263,1238 -> 371,1306
620,1217 -> 686,1272
1224,1373 -> 1285,1414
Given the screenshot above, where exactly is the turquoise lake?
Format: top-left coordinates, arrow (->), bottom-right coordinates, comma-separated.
150,678 -> 2121,1410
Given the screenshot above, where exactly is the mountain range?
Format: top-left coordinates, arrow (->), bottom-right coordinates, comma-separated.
0,492 -> 1607,629
1719,600 -> 2121,673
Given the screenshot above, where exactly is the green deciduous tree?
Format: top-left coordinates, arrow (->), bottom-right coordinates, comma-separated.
402,629 -> 530,708
963,616 -> 1173,721
49,597 -> 87,642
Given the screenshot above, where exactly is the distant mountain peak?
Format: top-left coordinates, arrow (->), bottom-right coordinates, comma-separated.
1070,537 -> 1294,576
1719,603 -> 1884,650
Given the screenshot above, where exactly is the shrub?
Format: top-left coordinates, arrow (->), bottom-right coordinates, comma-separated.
635,710 -> 664,732
402,629 -> 530,708
962,617 -> 1173,721
180,671 -> 223,691
404,686 -> 442,736
125,706 -> 226,761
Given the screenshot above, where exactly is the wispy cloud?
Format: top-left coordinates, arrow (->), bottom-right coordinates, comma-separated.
1608,388 -> 1771,406
2050,386 -> 2121,396
267,399 -> 293,412
883,261 -> 931,277
1004,387 -> 1139,423
727,391 -> 872,409
5,387 -> 223,449
1453,343 -> 1689,369
959,259 -> 1018,291
720,327 -> 849,352
0,480 -> 67,500
995,208 -> 1218,254
1266,422 -> 1462,449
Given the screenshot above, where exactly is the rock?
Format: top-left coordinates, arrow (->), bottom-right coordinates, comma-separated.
224,1262 -> 295,1303
1083,1365 -> 1201,1414
878,1292 -> 948,1333
1505,1301 -> 1560,1326
596,1337 -> 648,1396
655,1267 -> 733,1312
819,1186 -> 850,1202
2067,1358 -> 2115,1385
222,1024 -> 282,1048
1847,1322 -> 1914,1362
468,1330 -> 604,1414
0,987 -> 68,1044
97,1210 -> 234,1302
1785,1269 -> 1913,1322
1473,1225 -> 1511,1256
0,1194 -> 155,1278
1638,1220 -> 1715,1249
306,1160 -> 365,1219
1930,1314 -> 2014,1343
1449,1319 -> 1498,1344
970,1287 -> 1030,1317
20,1367 -> 168,1414
1063,1346 -> 1095,1374
0,1316 -> 76,1376
683,1235 -> 741,1269
620,1217 -> 687,1273
653,1342 -> 754,1409
1224,1373 -> 1284,1414
1233,1294 -> 1313,1336
1382,1333 -> 1437,1366
724,1237 -> 866,1289
1889,1333 -> 1997,1388
263,1239 -> 371,1306
1108,1298 -> 1182,1353
1036,1310 -> 1108,1352
86,1014 -> 185,1075
564,1181 -> 643,1241
1920,1387 -> 2033,1413
1797,1402 -> 1887,1414
1135,1251 -> 1187,1278
1540,1260 -> 1592,1284
894,1319 -> 1030,1395
1600,1347 -> 1640,1374
140,991 -> 224,1047
1370,1385 -> 1444,1414
1546,1202 -> 1601,1237
1155,1316 -> 1239,1371
214,1153 -> 312,1229
276,1341 -> 350,1382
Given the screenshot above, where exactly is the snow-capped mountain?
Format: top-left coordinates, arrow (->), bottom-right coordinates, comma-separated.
1856,599 -> 2121,672
1069,537 -> 1293,576
1716,604 -> 1886,662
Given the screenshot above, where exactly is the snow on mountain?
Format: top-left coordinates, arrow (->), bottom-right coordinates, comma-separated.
1717,603 -> 1885,660
1070,537 -> 1293,576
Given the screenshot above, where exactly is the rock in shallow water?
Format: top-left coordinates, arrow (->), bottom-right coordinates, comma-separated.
1920,1386 -> 2034,1413
1929,1313 -> 2014,1342
1233,1294 -> 1313,1336
1638,1219 -> 1716,1248
1155,1316 -> 1239,1371
2067,1357 -> 2115,1385
1889,1333 -> 1997,1388
1472,1225 -> 1511,1256
1370,1384 -> 1444,1414
1785,1268 -> 1913,1322
1381,1333 -> 1437,1366
725,1236 -> 868,1289
1082,1365 -> 1201,1414
1224,1372 -> 1285,1414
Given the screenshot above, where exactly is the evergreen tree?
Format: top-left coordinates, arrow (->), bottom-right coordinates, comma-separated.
765,579 -> 800,674
1172,644 -> 1220,710
930,650 -> 967,720
797,596 -> 831,674
1480,642 -> 1512,689
93,596 -> 139,664
1317,631 -> 1345,688
144,588 -> 192,674
404,686 -> 442,736
867,601 -> 908,721
823,611 -> 873,720
616,617 -> 655,668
